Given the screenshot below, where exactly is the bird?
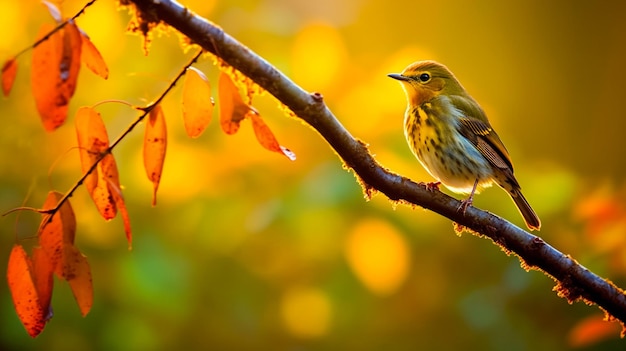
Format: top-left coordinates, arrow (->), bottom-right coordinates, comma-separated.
388,60 -> 540,230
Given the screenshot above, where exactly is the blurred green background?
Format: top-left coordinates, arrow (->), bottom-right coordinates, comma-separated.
2,0 -> 626,350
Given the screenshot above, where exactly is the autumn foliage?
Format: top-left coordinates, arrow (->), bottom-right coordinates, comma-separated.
7,192 -> 92,337
143,104 -> 167,206
31,22 -> 82,131
2,1 -> 294,338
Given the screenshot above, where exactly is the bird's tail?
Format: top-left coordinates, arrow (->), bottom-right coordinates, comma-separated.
509,189 -> 541,231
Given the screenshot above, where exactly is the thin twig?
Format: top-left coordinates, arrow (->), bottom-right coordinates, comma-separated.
14,0 -> 98,58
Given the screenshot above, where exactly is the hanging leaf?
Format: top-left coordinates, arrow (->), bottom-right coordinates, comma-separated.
218,72 -> 250,135
75,107 -> 116,219
39,191 -> 76,274
31,247 -> 54,322
107,165 -> 133,249
6,245 -> 48,338
36,192 -> 93,317
2,58 -> 17,96
249,112 -> 296,161
41,0 -> 62,23
79,29 -> 109,79
74,106 -> 131,247
143,104 -> 167,206
75,107 -> 104,193
182,67 -> 213,138
92,153 -> 119,220
57,245 -> 93,316
31,21 -> 82,131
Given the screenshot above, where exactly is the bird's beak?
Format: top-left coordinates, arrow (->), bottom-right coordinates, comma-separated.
388,73 -> 410,81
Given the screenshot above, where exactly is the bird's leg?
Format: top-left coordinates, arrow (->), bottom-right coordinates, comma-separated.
458,179 -> 479,214
425,181 -> 441,192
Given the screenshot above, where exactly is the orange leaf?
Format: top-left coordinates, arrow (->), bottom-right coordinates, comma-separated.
7,245 -> 48,338
249,112 -> 296,160
31,21 -> 82,131
2,58 -> 17,96
75,107 -> 104,193
93,153 -> 119,220
79,30 -> 108,79
143,104 -> 167,206
31,247 -> 54,321
58,245 -> 93,317
182,67 -> 213,138
41,0 -> 62,23
107,179 -> 132,249
218,72 -> 250,135
75,107 -> 117,220
39,191 -> 77,274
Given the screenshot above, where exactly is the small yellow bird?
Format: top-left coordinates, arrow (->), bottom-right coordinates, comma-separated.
389,60 -> 540,230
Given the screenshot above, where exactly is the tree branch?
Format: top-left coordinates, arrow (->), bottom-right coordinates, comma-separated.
126,0 -> 626,327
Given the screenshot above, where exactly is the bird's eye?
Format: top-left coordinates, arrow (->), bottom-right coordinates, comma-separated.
418,73 -> 431,82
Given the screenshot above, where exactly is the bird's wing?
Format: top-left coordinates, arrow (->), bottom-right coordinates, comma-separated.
458,116 -> 514,172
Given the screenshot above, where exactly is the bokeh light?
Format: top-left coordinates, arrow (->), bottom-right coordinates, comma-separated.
2,0 -> 626,350
345,218 -> 410,296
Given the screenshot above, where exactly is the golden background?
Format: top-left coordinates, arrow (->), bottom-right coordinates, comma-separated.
1,0 -> 626,349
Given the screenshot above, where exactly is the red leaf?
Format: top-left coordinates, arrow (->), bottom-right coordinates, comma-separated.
249,112 -> 296,160
2,58 -> 18,96
6,245 -> 48,338
31,21 -> 82,131
143,104 -> 167,206
218,72 -> 250,135
79,29 -> 109,79
182,67 -> 213,137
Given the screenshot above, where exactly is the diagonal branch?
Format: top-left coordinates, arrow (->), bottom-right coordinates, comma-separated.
126,0 -> 626,327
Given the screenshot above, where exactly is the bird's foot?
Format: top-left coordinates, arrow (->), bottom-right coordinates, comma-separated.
457,197 -> 473,214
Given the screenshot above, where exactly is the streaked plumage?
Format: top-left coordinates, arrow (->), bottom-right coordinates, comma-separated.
389,60 -> 540,230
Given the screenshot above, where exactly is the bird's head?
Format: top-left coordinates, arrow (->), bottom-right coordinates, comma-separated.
388,60 -> 465,106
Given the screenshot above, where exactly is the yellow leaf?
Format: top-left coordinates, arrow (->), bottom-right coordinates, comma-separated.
218,72 -> 249,135
143,104 -> 167,206
182,67 -> 213,138
79,29 -> 109,79
250,112 -> 296,160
